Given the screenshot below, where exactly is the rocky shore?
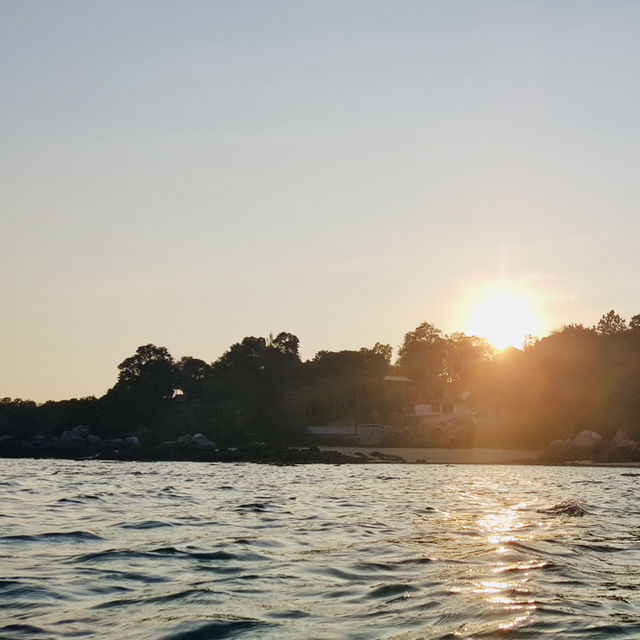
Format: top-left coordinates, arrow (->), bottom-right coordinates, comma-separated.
0,425 -> 405,464
1,425 -> 639,465
538,429 -> 640,463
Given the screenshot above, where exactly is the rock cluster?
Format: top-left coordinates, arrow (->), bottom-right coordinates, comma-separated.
540,429 -> 640,463
0,426 -> 407,464
0,425 -> 142,459
153,433 -> 218,460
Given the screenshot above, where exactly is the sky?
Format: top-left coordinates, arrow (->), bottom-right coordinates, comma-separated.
2,0 -> 640,402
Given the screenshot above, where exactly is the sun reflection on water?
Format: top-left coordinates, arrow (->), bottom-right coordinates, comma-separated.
478,505 -> 525,541
470,501 -> 539,631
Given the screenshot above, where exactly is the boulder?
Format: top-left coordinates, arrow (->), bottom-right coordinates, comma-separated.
602,438 -> 640,462
46,425 -> 103,456
0,434 -> 15,450
100,439 -> 115,451
612,430 -> 632,446
85,434 -> 102,450
570,430 -> 603,456
59,429 -> 84,445
72,425 -> 91,438
189,433 -> 216,449
124,436 -> 140,448
539,438 -> 571,462
101,438 -> 125,452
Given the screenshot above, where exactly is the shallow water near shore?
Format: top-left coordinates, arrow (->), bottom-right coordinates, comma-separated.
1,459 -> 640,639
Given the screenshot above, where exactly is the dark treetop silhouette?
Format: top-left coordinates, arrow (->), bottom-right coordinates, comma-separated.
1,312 -> 640,461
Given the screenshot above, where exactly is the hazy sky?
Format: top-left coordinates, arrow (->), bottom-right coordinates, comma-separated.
3,1 -> 640,401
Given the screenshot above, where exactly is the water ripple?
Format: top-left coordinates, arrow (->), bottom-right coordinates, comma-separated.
1,459 -> 640,638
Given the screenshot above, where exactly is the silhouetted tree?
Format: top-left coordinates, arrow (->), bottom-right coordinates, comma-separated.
270,331 -> 300,357
300,346 -> 392,426
596,310 -> 626,336
203,333 -> 304,444
443,332 -> 494,384
397,322 -> 446,395
116,344 -> 176,398
97,344 -> 176,439
175,356 -> 212,401
397,324 -> 491,396
0,398 -> 39,439
38,397 -> 99,436
5,312 -> 640,454
372,342 -> 393,366
472,319 -> 640,445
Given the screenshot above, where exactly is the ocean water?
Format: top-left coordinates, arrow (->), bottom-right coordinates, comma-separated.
1,459 -> 639,639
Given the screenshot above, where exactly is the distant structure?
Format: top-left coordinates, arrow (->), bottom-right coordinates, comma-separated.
382,375 -> 412,383
307,423 -> 392,445
406,391 -> 473,427
382,374 -> 412,416
306,374 -> 472,445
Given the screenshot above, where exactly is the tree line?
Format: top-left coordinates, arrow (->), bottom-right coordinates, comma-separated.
2,311 -> 639,448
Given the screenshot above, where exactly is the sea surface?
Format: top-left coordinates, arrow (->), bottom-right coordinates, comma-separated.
1,459 -> 639,639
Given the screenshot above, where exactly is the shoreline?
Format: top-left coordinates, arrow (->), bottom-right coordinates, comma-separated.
321,446 -> 541,464
322,446 -> 640,467
2,445 -> 640,467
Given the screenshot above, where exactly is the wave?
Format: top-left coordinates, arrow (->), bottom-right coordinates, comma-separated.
2,531 -> 103,542
2,460 -> 639,640
93,587 -> 205,609
537,499 -> 586,516
160,618 -> 274,640
0,623 -> 50,639
367,582 -> 418,600
120,520 -> 175,529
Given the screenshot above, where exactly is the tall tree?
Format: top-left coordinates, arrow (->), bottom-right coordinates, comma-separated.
596,310 -> 627,336
303,347 -> 391,426
270,331 -> 300,357
175,356 -> 212,401
371,342 -> 393,366
397,322 -> 447,394
443,333 -> 494,384
115,344 -> 175,397
100,344 -> 176,438
205,333 -> 304,444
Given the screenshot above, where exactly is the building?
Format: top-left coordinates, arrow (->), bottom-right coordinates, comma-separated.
406,391 -> 473,427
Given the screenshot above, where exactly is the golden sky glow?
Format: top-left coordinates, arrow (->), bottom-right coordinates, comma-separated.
2,3 -> 640,400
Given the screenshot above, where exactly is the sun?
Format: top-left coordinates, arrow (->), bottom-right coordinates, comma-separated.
467,287 -> 540,350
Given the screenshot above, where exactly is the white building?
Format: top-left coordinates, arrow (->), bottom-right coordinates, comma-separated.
406,391 -> 473,426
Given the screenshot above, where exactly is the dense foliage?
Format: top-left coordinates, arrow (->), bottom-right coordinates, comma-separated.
474,313 -> 640,446
2,311 -> 639,448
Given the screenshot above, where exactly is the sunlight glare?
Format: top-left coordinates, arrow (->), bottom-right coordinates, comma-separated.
467,287 -> 540,350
